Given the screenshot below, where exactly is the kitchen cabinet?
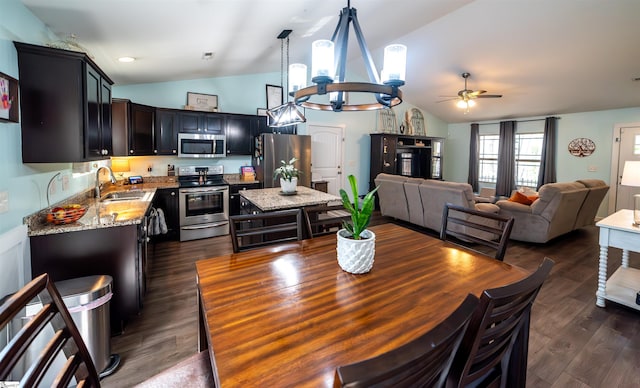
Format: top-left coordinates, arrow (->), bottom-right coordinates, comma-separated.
112,99 -> 155,156
30,223 -> 148,334
152,188 -> 179,240
226,113 -> 259,155
155,108 -> 179,155
230,182 -> 261,216
15,42 -> 114,162
369,133 -> 444,192
179,111 -> 224,133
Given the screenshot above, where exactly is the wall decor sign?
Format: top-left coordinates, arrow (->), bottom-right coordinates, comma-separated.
186,92 -> 218,112
0,72 -> 19,123
568,137 -> 596,157
266,84 -> 283,109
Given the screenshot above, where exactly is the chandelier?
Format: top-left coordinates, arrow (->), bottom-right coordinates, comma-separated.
267,30 -> 307,127
292,0 -> 407,112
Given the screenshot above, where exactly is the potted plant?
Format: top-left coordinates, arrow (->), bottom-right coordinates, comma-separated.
273,157 -> 301,194
337,174 -> 379,274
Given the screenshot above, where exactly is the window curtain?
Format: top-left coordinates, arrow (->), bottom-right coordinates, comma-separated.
537,116 -> 557,189
468,123 -> 480,192
495,120 -> 517,197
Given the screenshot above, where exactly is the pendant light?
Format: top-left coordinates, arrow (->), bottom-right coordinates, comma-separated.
267,30 -> 306,127
293,0 -> 407,112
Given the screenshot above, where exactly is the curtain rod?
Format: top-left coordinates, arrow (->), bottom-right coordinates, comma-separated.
474,116 -> 561,126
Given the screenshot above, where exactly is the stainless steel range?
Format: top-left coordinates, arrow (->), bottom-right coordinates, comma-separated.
178,165 -> 229,241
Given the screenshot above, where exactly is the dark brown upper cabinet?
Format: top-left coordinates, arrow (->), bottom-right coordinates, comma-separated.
155,108 -> 179,155
112,99 -> 155,156
15,42 -> 114,162
226,113 -> 258,156
179,111 -> 224,134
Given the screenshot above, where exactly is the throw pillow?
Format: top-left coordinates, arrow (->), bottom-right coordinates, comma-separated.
508,191 -> 533,205
526,194 -> 539,203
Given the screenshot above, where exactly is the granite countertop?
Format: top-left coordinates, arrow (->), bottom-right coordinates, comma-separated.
24,177 -> 179,237
239,186 -> 341,212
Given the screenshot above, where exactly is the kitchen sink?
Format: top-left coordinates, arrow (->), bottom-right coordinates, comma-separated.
100,191 -> 153,202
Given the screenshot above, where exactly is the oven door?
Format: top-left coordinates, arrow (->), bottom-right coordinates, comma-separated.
179,186 -> 229,225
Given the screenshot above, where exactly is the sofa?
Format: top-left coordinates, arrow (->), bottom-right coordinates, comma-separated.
495,179 -> 609,243
374,173 -> 500,234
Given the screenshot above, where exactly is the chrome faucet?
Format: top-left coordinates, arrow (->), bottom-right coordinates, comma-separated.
95,166 -> 117,198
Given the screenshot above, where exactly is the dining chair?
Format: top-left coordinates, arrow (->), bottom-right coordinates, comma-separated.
446,257 -> 554,388
1,273 -> 215,388
0,273 -> 101,387
229,208 -> 304,253
440,202 -> 515,261
303,204 -> 351,238
334,294 -> 479,388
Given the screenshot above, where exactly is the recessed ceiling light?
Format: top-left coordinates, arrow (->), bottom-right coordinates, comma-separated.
118,56 -> 135,63
202,52 -> 214,60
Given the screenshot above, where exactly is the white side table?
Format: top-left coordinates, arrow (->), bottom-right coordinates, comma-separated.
596,209 -> 640,309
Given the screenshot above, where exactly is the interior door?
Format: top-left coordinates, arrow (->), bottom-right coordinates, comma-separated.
308,125 -> 344,196
615,125 -> 640,211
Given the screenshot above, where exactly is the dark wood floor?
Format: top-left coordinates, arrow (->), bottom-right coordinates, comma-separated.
101,216 -> 640,387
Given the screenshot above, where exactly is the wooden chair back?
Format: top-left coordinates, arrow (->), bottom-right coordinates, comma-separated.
440,203 -> 515,261
303,204 -> 351,238
447,257 -> 554,388
0,273 -> 101,387
334,294 -> 479,388
229,208 -> 304,253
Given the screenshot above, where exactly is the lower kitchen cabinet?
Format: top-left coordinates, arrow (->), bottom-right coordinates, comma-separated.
30,223 -> 148,334
230,182 -> 261,216
152,188 -> 179,240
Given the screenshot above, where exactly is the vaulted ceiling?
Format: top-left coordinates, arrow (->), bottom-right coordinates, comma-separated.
20,0 -> 640,123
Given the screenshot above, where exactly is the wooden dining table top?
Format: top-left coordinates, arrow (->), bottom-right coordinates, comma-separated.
195,223 -> 530,387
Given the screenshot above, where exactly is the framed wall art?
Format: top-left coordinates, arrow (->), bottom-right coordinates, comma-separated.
0,72 -> 19,123
186,92 -> 218,112
266,84 -> 283,109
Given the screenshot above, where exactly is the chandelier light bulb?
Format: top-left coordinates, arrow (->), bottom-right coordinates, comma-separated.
289,63 -> 307,94
381,44 -> 407,85
311,40 -> 334,82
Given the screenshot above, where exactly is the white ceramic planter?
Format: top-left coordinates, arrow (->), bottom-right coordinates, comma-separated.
336,229 -> 376,274
280,177 -> 298,193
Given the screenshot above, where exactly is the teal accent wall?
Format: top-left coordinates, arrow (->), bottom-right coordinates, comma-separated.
445,107 -> 640,218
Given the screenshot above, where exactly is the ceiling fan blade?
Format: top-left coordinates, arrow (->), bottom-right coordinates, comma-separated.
468,90 -> 486,97
436,98 -> 458,103
476,94 -> 503,98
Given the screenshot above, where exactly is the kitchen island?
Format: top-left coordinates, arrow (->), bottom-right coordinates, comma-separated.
239,186 -> 341,212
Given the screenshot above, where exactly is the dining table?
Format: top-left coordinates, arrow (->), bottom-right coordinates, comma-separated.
195,223 -> 531,387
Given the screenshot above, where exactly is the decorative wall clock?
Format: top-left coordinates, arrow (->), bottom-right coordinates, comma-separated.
568,138 -> 596,157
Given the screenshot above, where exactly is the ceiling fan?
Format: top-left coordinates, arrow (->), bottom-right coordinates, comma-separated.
439,72 -> 502,114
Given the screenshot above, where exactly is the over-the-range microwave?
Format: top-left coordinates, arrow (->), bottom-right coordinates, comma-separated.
178,133 -> 226,158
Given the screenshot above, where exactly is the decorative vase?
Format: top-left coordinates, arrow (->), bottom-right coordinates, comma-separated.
280,177 -> 298,193
336,229 -> 376,274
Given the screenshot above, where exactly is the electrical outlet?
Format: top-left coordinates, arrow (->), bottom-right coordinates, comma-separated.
0,191 -> 8,214
588,166 -> 597,172
147,165 -> 153,172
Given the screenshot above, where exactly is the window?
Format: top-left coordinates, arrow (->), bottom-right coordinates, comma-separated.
479,133 -> 543,187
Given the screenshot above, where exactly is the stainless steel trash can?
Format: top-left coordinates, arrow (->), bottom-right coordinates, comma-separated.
55,275 -> 119,377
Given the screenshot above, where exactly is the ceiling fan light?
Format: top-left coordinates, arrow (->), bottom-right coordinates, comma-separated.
467,99 -> 476,107
381,44 -> 406,85
456,99 -> 468,109
311,40 -> 334,83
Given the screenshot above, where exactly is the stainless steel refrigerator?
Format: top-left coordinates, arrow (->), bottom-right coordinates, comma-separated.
253,133 -> 311,188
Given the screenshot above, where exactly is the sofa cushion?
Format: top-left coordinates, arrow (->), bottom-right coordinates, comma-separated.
419,180 -> 476,231
374,174 -> 411,222
403,178 -> 425,226
574,179 -> 609,228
